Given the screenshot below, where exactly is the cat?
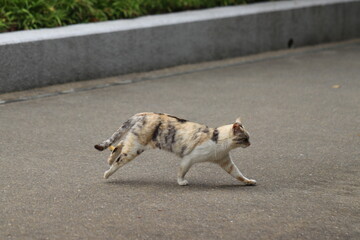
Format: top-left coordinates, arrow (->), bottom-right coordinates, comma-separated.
94,112 -> 256,186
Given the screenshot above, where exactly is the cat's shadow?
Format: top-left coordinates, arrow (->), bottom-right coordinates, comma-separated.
104,178 -> 255,191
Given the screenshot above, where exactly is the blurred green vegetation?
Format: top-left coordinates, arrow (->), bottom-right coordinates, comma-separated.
0,0 -> 269,32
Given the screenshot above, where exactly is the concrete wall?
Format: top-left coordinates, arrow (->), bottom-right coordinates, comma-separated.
1,0 -> 360,93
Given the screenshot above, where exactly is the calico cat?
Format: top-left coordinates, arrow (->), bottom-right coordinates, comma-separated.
94,112 -> 256,186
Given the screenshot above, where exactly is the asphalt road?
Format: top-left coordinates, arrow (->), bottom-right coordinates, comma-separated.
1,40 -> 359,240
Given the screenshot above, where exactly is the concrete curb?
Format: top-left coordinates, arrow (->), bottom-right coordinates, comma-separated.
1,0 -> 360,93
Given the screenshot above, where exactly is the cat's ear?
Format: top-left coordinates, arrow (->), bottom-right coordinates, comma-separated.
233,117 -> 243,133
232,123 -> 241,133
235,117 -> 242,124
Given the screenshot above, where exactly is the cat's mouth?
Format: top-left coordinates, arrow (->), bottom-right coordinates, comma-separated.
234,138 -> 251,147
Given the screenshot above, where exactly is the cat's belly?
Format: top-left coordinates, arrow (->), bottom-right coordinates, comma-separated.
189,140 -> 228,162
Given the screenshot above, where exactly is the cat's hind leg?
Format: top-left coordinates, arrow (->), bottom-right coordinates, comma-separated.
107,141 -> 124,165
177,157 -> 195,186
218,155 -> 256,185
104,162 -> 122,179
104,150 -> 144,179
104,138 -> 145,179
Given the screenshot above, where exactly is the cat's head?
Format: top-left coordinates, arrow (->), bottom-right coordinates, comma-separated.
231,117 -> 250,148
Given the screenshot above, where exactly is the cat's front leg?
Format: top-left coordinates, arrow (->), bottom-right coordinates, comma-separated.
177,157 -> 194,186
218,155 -> 256,185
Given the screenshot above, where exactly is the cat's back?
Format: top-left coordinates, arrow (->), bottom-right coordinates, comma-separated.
137,112 -> 210,137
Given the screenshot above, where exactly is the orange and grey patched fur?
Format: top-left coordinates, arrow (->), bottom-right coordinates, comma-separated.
94,112 -> 256,186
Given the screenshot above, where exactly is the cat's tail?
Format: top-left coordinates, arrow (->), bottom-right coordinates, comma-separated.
94,117 -> 136,151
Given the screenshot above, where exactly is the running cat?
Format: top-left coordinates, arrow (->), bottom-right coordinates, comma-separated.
94,112 -> 256,186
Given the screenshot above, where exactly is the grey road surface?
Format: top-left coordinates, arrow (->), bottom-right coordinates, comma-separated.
1,40 -> 359,240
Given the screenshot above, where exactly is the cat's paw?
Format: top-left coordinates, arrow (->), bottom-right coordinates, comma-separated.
245,179 -> 257,186
177,179 -> 189,186
104,170 -> 111,179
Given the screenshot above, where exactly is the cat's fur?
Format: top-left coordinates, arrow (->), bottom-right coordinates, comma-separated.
94,112 -> 256,186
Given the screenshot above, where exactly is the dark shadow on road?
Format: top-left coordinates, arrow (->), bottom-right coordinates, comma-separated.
103,178 -> 258,192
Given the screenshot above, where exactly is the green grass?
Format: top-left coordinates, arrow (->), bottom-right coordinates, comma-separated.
0,0 -> 269,33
